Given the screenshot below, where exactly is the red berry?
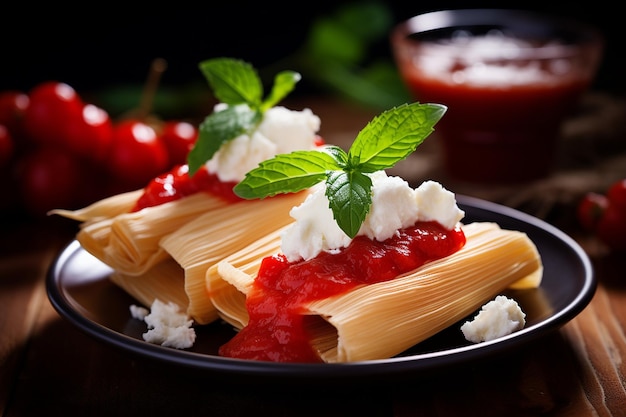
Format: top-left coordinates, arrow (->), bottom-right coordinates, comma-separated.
64,103 -> 114,163
0,91 -> 29,138
606,179 -> 626,210
577,192 -> 608,232
107,119 -> 169,190
22,81 -> 83,146
15,147 -> 87,216
596,203 -> 626,252
0,124 -> 14,168
160,120 -> 198,165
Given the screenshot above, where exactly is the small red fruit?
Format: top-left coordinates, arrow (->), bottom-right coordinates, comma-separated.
22,81 -> 83,146
15,147 -> 87,216
160,120 -> 198,165
64,103 -> 114,163
0,91 -> 29,137
107,119 -> 169,190
577,192 -> 608,232
596,203 -> 626,252
606,179 -> 626,210
0,125 -> 14,168
579,178 -> 626,252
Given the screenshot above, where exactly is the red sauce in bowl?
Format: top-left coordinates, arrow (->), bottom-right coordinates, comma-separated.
392,15 -> 603,183
400,65 -> 591,182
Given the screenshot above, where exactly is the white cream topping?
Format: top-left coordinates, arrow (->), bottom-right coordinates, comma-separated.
281,171 -> 465,262
133,300 -> 196,349
206,105 -> 321,182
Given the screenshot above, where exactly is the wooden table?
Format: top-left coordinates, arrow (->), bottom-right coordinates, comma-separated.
2,96 -> 626,416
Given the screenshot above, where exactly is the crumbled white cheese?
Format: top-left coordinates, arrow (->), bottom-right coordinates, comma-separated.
206,105 -> 321,182
280,171 -> 465,262
461,295 -> 526,343
132,300 -> 196,349
414,180 -> 465,229
130,304 -> 149,320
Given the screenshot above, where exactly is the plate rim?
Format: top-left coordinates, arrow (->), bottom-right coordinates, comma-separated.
46,195 -> 596,379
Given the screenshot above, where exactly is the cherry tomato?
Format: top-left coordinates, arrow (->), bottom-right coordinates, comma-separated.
606,179 -> 626,210
15,147 -> 88,217
596,203 -> 626,252
22,81 -> 83,146
579,178 -> 626,252
596,178 -> 626,251
160,120 -> 198,165
0,125 -> 14,168
576,192 -> 608,232
64,103 -> 114,163
107,119 -> 169,190
0,91 -> 29,139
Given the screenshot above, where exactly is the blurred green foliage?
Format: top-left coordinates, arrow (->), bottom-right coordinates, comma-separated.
95,1 -> 410,119
264,1 -> 411,110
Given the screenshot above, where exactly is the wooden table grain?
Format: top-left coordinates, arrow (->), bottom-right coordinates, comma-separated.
2,96 -> 626,417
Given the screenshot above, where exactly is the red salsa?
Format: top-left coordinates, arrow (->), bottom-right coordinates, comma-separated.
398,59 -> 592,182
131,164 -> 241,211
131,135 -> 326,212
219,220 -> 466,362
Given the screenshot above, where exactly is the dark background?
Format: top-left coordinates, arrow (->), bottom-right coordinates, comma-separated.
2,1 -> 622,101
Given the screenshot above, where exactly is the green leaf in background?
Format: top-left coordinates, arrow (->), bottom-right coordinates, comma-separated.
332,0 -> 392,42
92,82 -> 210,120
311,61 -> 409,112
307,18 -> 365,66
264,1 -> 411,110
93,2 -> 410,122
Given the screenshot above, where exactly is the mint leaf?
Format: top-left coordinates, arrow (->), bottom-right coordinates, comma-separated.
199,58 -> 263,107
325,170 -> 372,238
188,58 -> 302,176
233,149 -> 340,198
349,103 -> 446,172
234,102 -> 447,238
261,71 -> 301,111
323,145 -> 349,168
188,104 -> 262,175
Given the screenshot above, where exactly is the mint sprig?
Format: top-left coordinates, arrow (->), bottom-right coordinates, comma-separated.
187,58 -> 301,175
234,102 -> 447,238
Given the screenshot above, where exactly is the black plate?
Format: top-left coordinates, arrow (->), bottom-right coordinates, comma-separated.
46,195 -> 595,380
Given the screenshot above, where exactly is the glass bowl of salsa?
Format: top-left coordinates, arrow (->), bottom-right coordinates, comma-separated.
391,9 -> 604,183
